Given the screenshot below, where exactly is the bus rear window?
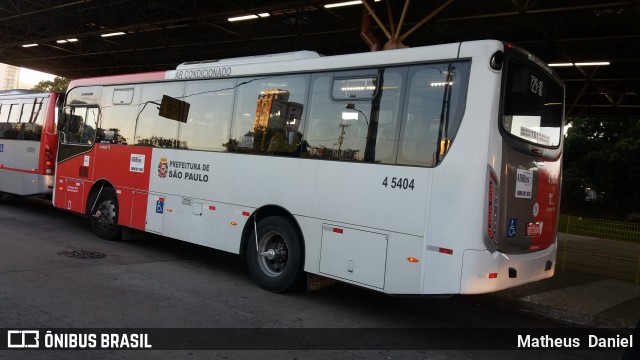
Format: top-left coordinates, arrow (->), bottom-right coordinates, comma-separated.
502,58 -> 563,147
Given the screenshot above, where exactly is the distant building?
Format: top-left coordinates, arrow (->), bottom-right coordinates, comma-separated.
253,89 -> 302,133
0,63 -> 20,90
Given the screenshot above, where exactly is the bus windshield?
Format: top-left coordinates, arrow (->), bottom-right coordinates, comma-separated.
502,57 -> 564,147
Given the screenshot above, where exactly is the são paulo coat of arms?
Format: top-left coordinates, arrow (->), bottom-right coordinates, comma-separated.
158,157 -> 168,178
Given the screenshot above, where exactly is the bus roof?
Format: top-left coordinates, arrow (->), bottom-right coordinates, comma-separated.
66,40 -> 511,89
0,89 -> 52,96
68,71 -> 167,89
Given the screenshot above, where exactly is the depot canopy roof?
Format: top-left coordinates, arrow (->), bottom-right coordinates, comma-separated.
1,0 -> 638,117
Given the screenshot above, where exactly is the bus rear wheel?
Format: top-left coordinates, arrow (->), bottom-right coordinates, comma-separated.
246,216 -> 304,292
89,187 -> 122,241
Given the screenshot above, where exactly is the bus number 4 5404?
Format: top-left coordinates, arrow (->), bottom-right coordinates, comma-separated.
382,177 -> 415,190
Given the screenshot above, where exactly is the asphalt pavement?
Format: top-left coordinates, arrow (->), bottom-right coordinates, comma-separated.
1,196 -> 638,331
480,253 -> 640,330
0,196 -> 638,359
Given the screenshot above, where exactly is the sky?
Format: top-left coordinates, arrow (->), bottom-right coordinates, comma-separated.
18,67 -> 56,88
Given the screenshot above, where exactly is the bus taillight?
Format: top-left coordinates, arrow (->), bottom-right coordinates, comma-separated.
487,170 -> 499,244
44,145 -> 55,174
488,182 -> 494,238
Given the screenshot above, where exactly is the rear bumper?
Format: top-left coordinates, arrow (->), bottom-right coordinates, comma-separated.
459,242 -> 556,294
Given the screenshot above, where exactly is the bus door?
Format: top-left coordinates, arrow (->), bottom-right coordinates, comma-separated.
55,103 -> 100,213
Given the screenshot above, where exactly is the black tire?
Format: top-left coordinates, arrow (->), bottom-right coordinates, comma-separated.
89,187 -> 122,241
246,216 -> 305,292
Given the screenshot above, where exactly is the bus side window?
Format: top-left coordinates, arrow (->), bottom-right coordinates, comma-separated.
62,107 -> 98,145
0,103 -> 21,140
69,114 -> 81,134
0,104 -> 7,139
0,104 -> 15,139
228,75 -> 308,155
304,69 -> 403,164
181,79 -> 236,151
134,82 -> 184,149
135,82 -> 185,148
305,74 -> 343,160
81,108 -> 98,144
397,62 -> 471,167
305,73 -> 371,162
397,65 -> 450,167
20,99 -> 44,141
60,107 -> 73,142
372,68 -> 404,164
100,86 -> 140,145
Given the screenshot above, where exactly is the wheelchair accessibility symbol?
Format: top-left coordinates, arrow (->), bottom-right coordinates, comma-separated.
507,218 -> 517,238
156,197 -> 165,214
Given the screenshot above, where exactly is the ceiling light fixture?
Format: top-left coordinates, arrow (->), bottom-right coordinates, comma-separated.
548,62 -> 610,67
228,13 -> 270,22
101,32 -> 126,37
325,0 -> 362,7
228,14 -> 259,22
57,38 -> 79,44
574,61 -> 610,66
21,43 -> 38,47
324,0 -> 380,9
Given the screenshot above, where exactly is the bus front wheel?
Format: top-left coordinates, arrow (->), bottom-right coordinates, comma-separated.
89,187 -> 122,241
246,216 -> 305,292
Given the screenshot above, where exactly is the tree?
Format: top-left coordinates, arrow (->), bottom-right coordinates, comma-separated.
562,117 -> 640,220
31,76 -> 70,92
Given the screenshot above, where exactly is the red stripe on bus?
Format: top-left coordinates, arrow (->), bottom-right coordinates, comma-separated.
0,166 -> 39,174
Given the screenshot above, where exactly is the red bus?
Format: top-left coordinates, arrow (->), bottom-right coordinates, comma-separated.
0,90 -> 59,199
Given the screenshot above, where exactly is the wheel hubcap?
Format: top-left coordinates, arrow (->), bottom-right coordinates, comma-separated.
257,231 -> 289,277
96,200 -> 116,230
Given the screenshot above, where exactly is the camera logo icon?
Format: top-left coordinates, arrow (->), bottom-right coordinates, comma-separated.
7,330 -> 40,348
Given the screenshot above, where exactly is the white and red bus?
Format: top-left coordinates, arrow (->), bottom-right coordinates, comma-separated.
0,90 -> 59,199
53,40 -> 564,294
